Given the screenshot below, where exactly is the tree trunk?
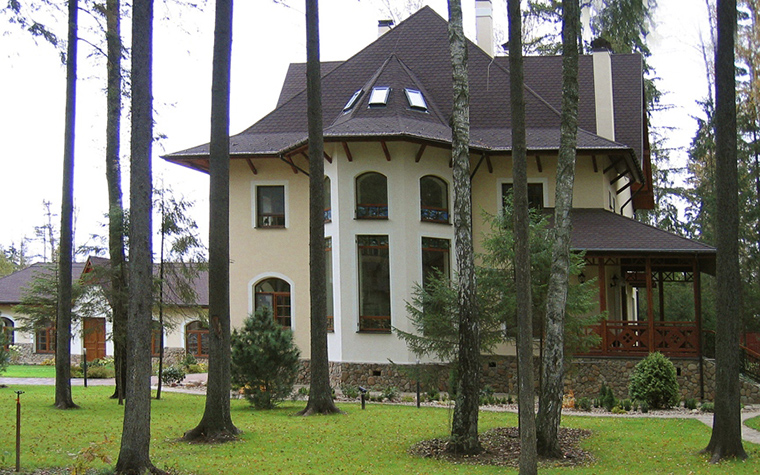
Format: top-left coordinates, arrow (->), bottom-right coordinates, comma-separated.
104,0 -> 128,406
183,0 -> 238,441
297,0 -> 342,417
536,0 -> 580,458
445,0 -> 481,456
702,0 -> 748,462
508,0 -> 537,472
55,0 -> 78,411
114,0 -> 162,471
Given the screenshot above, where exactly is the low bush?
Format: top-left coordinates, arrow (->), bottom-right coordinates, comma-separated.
700,402 -> 715,413
341,385 -> 359,399
628,352 -> 680,409
87,366 -> 115,379
186,363 -> 207,374
161,366 -> 186,385
382,386 -> 399,402
684,398 -> 698,410
577,396 -> 592,411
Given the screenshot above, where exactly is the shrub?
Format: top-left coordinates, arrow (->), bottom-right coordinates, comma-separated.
231,307 -> 301,410
639,401 -> 649,413
382,386 -> 399,401
684,398 -> 698,410
622,399 -> 633,411
180,353 -> 197,369
611,405 -> 627,414
426,387 -> 440,401
599,383 -> 617,412
0,333 -> 10,373
700,402 -> 715,413
577,397 -> 592,411
161,366 -> 186,385
186,363 -> 207,374
628,352 -> 680,409
341,385 -> 359,399
41,358 -> 55,366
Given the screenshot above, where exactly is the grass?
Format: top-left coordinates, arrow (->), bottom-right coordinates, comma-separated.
746,414 -> 760,432
0,385 -> 759,474
2,365 -> 57,378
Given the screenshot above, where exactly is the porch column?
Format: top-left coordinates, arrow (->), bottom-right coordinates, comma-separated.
694,258 -> 704,399
598,261 -> 608,353
658,271 -> 665,322
646,257 -> 655,351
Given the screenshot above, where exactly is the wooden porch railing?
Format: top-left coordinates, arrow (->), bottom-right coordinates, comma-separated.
577,320 -> 700,357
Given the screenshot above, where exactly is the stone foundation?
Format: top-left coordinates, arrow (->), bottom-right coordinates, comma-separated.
295,356 -> 760,404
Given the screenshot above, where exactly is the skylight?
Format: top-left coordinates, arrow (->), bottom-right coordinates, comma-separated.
404,88 -> 427,111
343,89 -> 363,112
368,87 -> 390,106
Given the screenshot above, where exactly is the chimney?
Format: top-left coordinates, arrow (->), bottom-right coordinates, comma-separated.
378,19 -> 394,37
475,0 -> 494,57
592,47 -> 616,141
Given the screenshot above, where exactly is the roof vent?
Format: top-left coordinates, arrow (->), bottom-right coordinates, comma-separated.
343,89 -> 364,112
368,87 -> 390,107
404,88 -> 427,111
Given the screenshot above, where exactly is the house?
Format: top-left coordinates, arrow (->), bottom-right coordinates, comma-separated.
164,5 -> 732,400
0,257 -> 209,365
0,262 -> 97,364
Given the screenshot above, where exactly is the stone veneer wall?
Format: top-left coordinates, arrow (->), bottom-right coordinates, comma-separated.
295,356 -> 760,404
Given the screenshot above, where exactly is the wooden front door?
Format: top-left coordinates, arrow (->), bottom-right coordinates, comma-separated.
83,317 -> 106,361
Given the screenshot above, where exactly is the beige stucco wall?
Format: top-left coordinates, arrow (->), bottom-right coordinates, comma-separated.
225,139 -> 637,366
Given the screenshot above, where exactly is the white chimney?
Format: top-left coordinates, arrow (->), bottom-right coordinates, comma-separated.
592,49 -> 616,141
378,19 -> 394,37
475,0 -> 494,57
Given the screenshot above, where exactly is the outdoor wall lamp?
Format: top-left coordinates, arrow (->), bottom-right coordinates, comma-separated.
610,274 -> 619,287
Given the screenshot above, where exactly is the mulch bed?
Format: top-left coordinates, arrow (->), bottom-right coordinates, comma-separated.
409,427 -> 594,468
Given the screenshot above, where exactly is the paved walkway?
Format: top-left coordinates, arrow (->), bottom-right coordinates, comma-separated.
4,375 -> 760,444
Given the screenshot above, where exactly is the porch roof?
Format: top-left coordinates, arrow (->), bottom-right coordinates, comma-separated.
559,209 -> 716,274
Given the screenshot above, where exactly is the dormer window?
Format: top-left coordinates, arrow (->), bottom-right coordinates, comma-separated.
343,89 -> 363,111
405,88 -> 427,111
369,87 -> 390,107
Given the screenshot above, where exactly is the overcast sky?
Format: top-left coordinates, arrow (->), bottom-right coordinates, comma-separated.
0,0 -> 711,262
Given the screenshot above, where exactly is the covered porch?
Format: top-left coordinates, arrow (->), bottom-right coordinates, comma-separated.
564,209 -> 716,359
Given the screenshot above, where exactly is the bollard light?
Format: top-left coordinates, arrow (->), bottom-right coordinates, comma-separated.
15,390 -> 24,473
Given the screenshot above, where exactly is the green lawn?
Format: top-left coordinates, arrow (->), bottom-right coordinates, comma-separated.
0,385 -> 758,474
2,365 -> 57,378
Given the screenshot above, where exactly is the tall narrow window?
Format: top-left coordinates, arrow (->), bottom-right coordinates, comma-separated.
324,176 -> 332,223
35,320 -> 55,354
1,317 -> 14,348
356,172 -> 388,219
358,235 -> 391,332
256,185 -> 286,227
421,237 -> 450,289
151,320 -> 162,357
186,321 -> 209,357
325,238 -> 334,332
255,278 -> 292,327
420,175 -> 449,223
502,182 -> 544,209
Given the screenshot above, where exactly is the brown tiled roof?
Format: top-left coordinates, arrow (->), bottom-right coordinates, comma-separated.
82,256 -> 209,307
565,208 -> 715,255
0,262 -> 87,305
165,7 -> 642,181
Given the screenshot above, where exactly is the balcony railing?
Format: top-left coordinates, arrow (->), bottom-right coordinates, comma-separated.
578,320 -> 699,357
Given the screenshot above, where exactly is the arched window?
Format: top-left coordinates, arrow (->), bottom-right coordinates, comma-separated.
356,172 -> 388,219
255,278 -> 292,327
35,320 -> 55,354
1,317 -> 14,348
324,176 -> 332,222
185,321 -> 209,358
420,175 -> 449,223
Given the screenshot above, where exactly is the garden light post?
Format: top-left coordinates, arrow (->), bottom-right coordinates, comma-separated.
15,390 -> 24,472
83,348 -> 87,387
416,360 -> 420,408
